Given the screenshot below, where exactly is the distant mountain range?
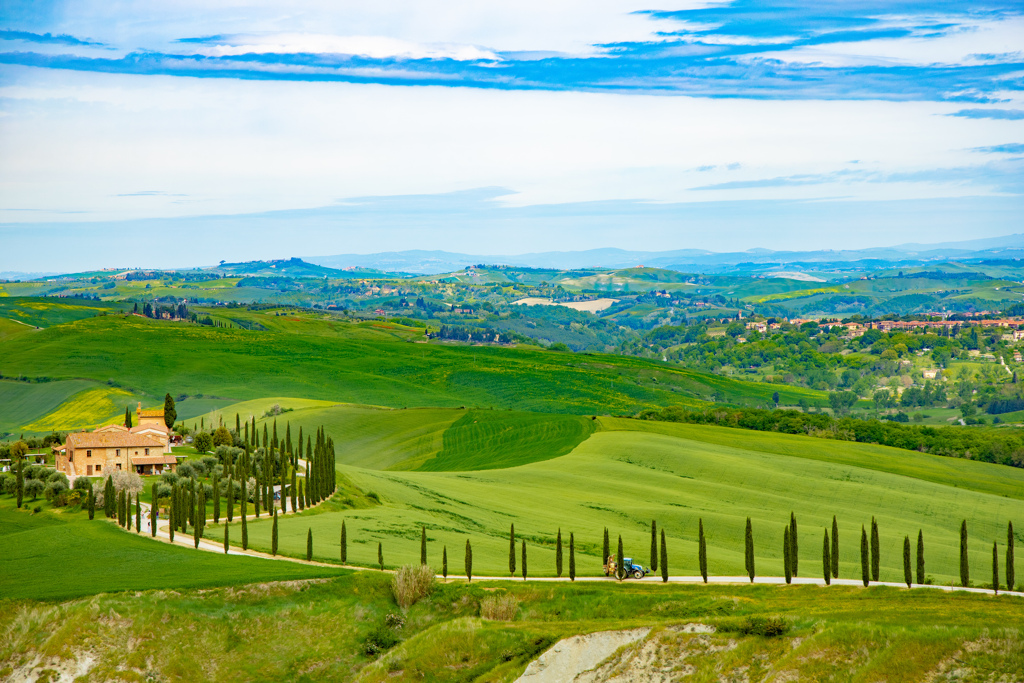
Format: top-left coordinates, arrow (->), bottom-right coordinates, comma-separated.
307,234 -> 1024,275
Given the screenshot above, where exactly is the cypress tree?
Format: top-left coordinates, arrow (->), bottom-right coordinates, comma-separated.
603,527 -> 610,575
831,516 -> 839,578
290,470 -> 297,513
272,510 -> 278,556
212,474 -> 220,523
556,529 -> 563,578
236,413 -> 240,436
442,546 -> 448,580
870,517 -> 880,582
244,421 -> 249,446
105,476 -> 114,517
87,485 -> 95,520
226,475 -> 234,522
903,536 -> 912,587
650,520 -> 658,573
241,478 -> 248,550
163,393 -> 177,429
790,512 -> 798,577
189,483 -> 196,528
465,539 -> 473,582
223,521 -> 228,553
616,535 -> 625,581
306,528 -> 313,561
151,483 -> 158,537
420,526 -> 427,565
745,517 -> 755,582
168,491 -> 175,543
377,541 -> 383,570
298,480 -> 305,511
960,520 -> 970,587
125,405 -> 132,428
993,541 -> 1000,594
569,533 -> 576,582
136,494 -> 142,533
783,527 -> 792,584
1007,521 -> 1015,592
15,458 -> 24,509
660,529 -> 668,583
193,509 -> 200,548
823,529 -> 831,586
508,523 -> 516,576
521,540 -> 527,580
698,518 -> 708,583
860,525 -> 869,587
340,520 -> 347,563
118,490 -> 124,527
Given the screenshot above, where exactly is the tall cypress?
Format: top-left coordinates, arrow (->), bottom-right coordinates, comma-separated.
125,405 -> 132,428
420,526 -> 427,565
745,517 -> 755,582
790,512 -> 798,577
660,529 -> 668,583
87,486 -> 95,520
465,539 -> 473,582
992,541 -> 999,594
136,494 -> 142,533
783,527 -> 792,584
917,529 -> 926,584
823,529 -> 831,586
508,523 -> 516,576
650,520 -> 658,573
151,483 -> 158,537
698,518 -> 708,583
290,471 -> 297,513
298,480 -> 305,511
1007,521 -> 1015,592
860,525 -> 869,587
870,517 -> 880,582
569,533 -> 576,582
442,546 -> 448,580
521,540 -> 527,580
903,536 -> 912,587
831,516 -> 839,578
556,529 -> 563,578
168,488 -> 175,543
105,476 -> 114,518
226,474 -> 234,522
960,520 -> 970,587
377,541 -> 383,570
193,509 -> 200,548
223,521 -> 228,554
212,474 -> 220,524
603,527 -> 610,574
616,535 -> 625,581
340,520 -> 347,563
241,478 -> 248,551
307,528 -> 313,561
15,458 -> 24,509
272,510 -> 278,556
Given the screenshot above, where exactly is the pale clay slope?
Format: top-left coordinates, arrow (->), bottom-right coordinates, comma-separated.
515,628 -> 650,683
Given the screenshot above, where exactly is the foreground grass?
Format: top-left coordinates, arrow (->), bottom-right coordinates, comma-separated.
1,573 -> 1021,682
0,498 -> 347,601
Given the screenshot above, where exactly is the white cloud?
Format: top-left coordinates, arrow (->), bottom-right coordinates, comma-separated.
186,33 -> 499,61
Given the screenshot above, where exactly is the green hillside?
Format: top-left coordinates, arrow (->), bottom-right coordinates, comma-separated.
0,314 -> 821,427
220,417 -> 1021,586
0,379 -> 97,435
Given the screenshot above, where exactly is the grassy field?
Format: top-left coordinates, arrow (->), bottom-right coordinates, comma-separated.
0,497 -> 347,601
217,417 -> 1021,587
0,313 -> 825,427
2,570 -> 1021,682
0,297 -> 128,327
21,385 -> 139,432
0,379 -> 97,435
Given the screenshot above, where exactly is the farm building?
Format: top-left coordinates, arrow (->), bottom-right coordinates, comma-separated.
54,425 -> 176,477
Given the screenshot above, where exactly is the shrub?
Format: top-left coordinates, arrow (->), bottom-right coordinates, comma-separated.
112,470 -> 143,495
737,616 -> 789,637
177,463 -> 197,480
193,432 -> 212,453
0,472 -> 14,493
47,471 -> 68,487
480,594 -> 519,621
201,455 -> 219,471
392,564 -> 435,609
72,477 -> 92,492
44,479 -> 69,501
24,479 -> 45,500
363,619 -> 402,656
91,482 -> 105,507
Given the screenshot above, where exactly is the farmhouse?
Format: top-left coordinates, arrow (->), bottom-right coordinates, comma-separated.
54,427 -> 177,477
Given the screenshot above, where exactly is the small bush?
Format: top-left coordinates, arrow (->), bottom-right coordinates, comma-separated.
392,564 -> 435,609
33,505 -> 42,513
366,492 -> 380,503
737,616 -> 789,637
177,463 -> 197,480
480,594 -> 519,621
363,621 -> 401,656
161,471 -> 180,486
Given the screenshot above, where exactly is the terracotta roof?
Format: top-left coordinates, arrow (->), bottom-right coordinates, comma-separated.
131,424 -> 169,435
130,455 -> 177,465
66,431 -> 165,450
95,424 -> 129,433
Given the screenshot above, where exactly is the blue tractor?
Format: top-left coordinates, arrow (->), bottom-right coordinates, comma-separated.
604,555 -> 647,579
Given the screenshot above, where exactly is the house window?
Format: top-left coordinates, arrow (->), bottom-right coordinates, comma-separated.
116,449 -> 120,457
87,450 -> 92,457
116,463 -> 122,470
95,464 -> 102,472
69,453 -> 74,462
145,448 -> 150,456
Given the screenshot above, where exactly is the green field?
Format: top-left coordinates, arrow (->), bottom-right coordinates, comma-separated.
0,498 -> 346,601
0,313 -> 823,429
214,415 -> 1021,587
0,296 -> 128,328
0,379 -> 97,434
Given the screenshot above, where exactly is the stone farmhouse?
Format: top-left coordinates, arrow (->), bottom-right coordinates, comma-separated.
53,403 -> 178,477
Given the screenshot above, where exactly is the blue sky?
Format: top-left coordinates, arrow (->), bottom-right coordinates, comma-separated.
1,1 -> 1023,271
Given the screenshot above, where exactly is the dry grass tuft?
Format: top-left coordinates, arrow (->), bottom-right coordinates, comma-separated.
392,565 -> 435,609
480,594 -> 519,621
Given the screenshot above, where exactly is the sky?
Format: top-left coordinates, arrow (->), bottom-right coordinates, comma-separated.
1,1 -> 1023,272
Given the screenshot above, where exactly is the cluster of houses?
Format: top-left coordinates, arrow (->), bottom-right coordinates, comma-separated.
53,403 -> 178,478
